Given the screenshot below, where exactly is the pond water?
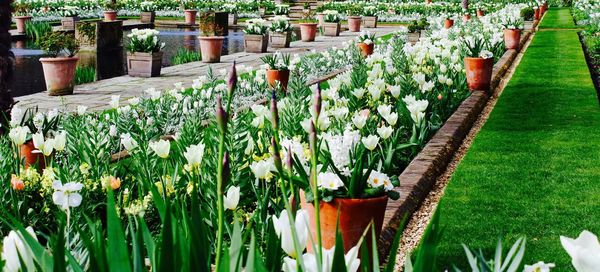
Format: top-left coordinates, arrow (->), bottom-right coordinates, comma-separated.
11,27 -> 246,98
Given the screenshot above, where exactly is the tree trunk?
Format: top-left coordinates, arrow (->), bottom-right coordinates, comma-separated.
0,0 -> 15,134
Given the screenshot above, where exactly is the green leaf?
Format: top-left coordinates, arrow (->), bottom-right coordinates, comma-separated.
107,189 -> 132,272
331,229 -> 347,272
158,202 -> 175,271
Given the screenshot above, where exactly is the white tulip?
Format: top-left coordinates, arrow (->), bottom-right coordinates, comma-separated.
149,140 -> 170,159
250,158 -> 276,180
317,172 -> 344,191
1,227 -> 37,272
223,186 -> 240,210
384,112 -> 398,126
8,126 -> 29,146
367,170 -> 394,191
184,143 -> 205,168
560,230 -> 600,272
121,133 -> 138,151
377,126 -> 394,140
389,85 -> 401,98
76,105 -> 87,115
53,131 -> 67,152
109,95 -> 120,109
52,181 -> 84,210
361,135 -> 379,151
352,112 -> 368,129
273,209 -> 309,259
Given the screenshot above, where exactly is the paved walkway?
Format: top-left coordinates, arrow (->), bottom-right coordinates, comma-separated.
15,25 -> 402,112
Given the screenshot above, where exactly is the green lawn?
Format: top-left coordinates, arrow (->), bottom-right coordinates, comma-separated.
538,8 -> 579,29
432,8 -> 600,270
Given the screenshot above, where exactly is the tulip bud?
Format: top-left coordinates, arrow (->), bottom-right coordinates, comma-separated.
221,152 -> 230,192
270,91 -> 279,130
314,84 -> 322,118
437,94 -> 443,100
228,61 -> 237,99
271,137 -> 282,172
216,96 -> 228,134
286,147 -> 293,173
11,175 -> 24,191
309,121 -> 317,154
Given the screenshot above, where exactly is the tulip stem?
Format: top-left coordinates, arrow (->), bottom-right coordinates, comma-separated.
215,133 -> 225,271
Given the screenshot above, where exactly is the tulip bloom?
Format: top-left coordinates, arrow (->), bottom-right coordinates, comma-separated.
560,230 -> 600,272
149,140 -> 170,159
223,186 -> 240,210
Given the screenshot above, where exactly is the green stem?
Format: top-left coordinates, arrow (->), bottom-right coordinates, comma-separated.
310,143 -> 323,269
215,135 -> 225,271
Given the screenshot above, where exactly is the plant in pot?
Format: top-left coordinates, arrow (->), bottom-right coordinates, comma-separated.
407,18 -> 427,42
302,2 -> 310,15
463,8 -> 471,22
261,52 -> 291,92
444,14 -> 454,29
59,6 -> 79,31
521,7 -> 534,21
243,18 -> 269,53
198,13 -> 225,63
346,5 -> 362,32
274,4 -> 289,16
102,0 -> 119,21
182,1 -> 197,25
298,14 -> 318,42
126,28 -> 165,77
463,37 -> 494,91
501,15 -> 524,51
37,32 -> 80,96
12,1 -> 32,34
140,1 -> 157,23
269,15 -> 293,48
223,3 -> 238,25
362,6 -> 378,28
356,31 -> 375,57
322,10 -> 341,36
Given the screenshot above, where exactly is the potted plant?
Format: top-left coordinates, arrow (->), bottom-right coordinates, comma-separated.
223,3 -> 238,25
273,4 -> 289,15
521,7 -> 535,21
476,9 -> 485,17
444,14 -> 454,29
363,6 -> 378,28
298,15 -> 318,42
140,1 -> 157,23
38,32 -> 80,96
243,18 -> 269,53
425,0 -> 432,4
10,108 -> 60,171
463,38 -> 494,91
501,16 -> 524,51
269,16 -> 293,48
59,6 -> 79,31
322,10 -> 341,36
534,7 -> 540,20
302,2 -> 310,15
346,6 -> 362,32
463,8 -> 471,22
356,31 -> 375,57
12,1 -> 31,34
102,0 -> 119,21
261,52 -> 290,91
407,18 -> 427,42
198,13 -> 225,63
126,28 -> 165,77
258,4 -> 267,17
183,2 -> 197,25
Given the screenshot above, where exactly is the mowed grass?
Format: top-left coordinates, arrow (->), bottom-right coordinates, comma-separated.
432,9 -> 600,270
539,8 -> 579,29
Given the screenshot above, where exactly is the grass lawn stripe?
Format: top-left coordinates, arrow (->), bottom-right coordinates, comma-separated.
432,8 -> 600,270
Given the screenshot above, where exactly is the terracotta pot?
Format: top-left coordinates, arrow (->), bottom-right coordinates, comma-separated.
266,69 -> 290,91
184,9 -> 197,25
534,8 -> 540,20
464,57 -> 494,91
463,14 -> 471,22
299,23 -> 318,42
300,192 -> 388,253
444,19 -> 454,29
140,11 -> 156,23
228,13 -> 238,25
199,36 -> 224,63
425,0 -> 432,3
503,29 -> 521,51
540,4 -> 547,14
363,16 -> 378,28
104,10 -> 117,21
20,140 -> 45,171
39,57 -> 79,96
322,22 -> 340,36
357,42 -> 374,57
14,16 -> 32,34
347,16 -> 362,32
543,2 -> 548,12
270,31 -> 292,48
476,9 -> 485,17
61,16 -> 79,31
127,51 -> 163,77
244,34 -> 268,53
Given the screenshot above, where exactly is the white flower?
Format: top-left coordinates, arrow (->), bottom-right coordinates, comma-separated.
384,112 -> 398,126
560,230 -> 600,272
184,143 -> 205,168
250,158 -> 276,180
251,104 -> 270,128
149,139 -> 170,159
121,133 -> 138,151
352,88 -> 366,99
367,170 -> 394,191
352,112 -> 368,129
53,131 -> 67,152
109,125 -> 118,137
9,107 -> 23,127
377,104 -> 392,120
8,126 -> 29,146
1,227 -> 37,272
223,186 -> 240,210
479,50 -> 493,59
128,97 -> 141,106
32,133 -> 54,156
52,181 -> 84,210
273,209 -> 309,259
389,85 -> 401,98
524,261 -> 555,272
76,105 -> 87,115
361,135 -> 379,151
377,126 -> 394,139
282,245 -> 360,272
404,95 -> 429,125
317,172 -> 344,190
109,95 -> 120,109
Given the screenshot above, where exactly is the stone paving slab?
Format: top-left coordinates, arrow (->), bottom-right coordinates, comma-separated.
15,25 -> 404,112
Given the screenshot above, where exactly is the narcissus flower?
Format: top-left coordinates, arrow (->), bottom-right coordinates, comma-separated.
52,181 -> 84,210
317,172 -> 344,190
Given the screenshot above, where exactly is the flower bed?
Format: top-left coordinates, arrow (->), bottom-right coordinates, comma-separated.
573,0 -> 600,94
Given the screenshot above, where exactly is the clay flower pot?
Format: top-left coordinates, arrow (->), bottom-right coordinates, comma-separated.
61,16 -> 79,31
270,31 -> 292,48
464,57 -> 494,91
463,14 -> 471,22
534,8 -> 540,20
20,140 -> 45,170
299,23 -> 318,42
104,10 -> 117,21
199,36 -> 224,63
266,69 -> 290,91
347,16 -> 362,32
322,22 -> 340,36
244,34 -> 268,53
127,51 -> 163,77
504,29 -> 521,51
363,16 -> 378,28
300,192 -> 388,253
540,4 -> 547,15
39,57 -> 79,96
229,13 -> 238,25
140,11 -> 156,23
425,0 -> 432,4
476,9 -> 485,17
14,16 -> 32,34
444,19 -> 454,29
184,9 -> 197,25
357,42 -> 374,57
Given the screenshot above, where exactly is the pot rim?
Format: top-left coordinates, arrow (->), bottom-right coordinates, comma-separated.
14,16 -> 32,19
348,15 -> 362,19
127,51 -> 163,56
304,193 -> 389,205
104,10 -> 117,13
198,36 -> 225,40
39,56 -> 80,62
184,9 -> 197,12
463,56 -> 494,62
267,68 -> 290,72
299,22 -> 318,26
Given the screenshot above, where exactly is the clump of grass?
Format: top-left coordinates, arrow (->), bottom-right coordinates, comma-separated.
171,49 -> 201,65
74,66 -> 96,85
25,21 -> 52,44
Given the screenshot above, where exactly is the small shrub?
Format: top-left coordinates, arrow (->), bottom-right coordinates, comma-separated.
37,32 -> 79,57
171,49 -> 201,65
74,66 -> 96,85
520,7 -> 534,21
25,21 -> 52,44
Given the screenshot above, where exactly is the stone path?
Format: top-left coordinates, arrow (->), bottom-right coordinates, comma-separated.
15,25 -> 403,112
